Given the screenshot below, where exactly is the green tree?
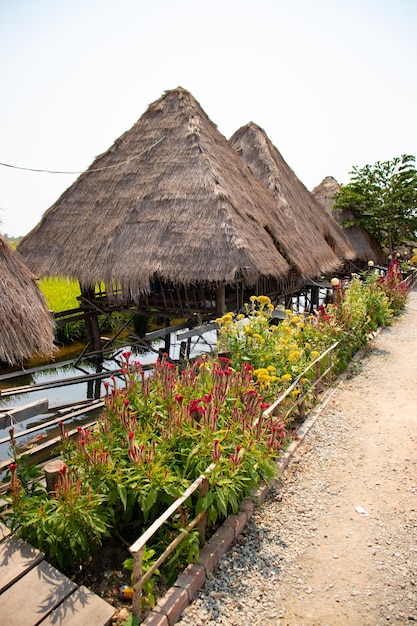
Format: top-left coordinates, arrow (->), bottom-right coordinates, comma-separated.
334,154 -> 417,254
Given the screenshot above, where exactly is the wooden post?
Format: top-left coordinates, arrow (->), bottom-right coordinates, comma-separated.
80,285 -> 103,361
164,332 -> 171,359
132,547 -> 143,621
327,351 -> 333,384
310,286 -> 319,312
216,284 -> 226,315
44,459 -> 66,492
197,478 -> 209,547
314,361 -> 321,398
298,394 -> 306,420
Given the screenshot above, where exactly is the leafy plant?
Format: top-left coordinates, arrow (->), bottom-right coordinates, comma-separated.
123,546 -> 161,610
3,278 -> 409,589
333,154 -> 417,254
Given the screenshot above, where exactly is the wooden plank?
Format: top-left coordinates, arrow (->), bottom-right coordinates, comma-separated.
39,585 -> 115,626
0,535 -> 44,592
0,369 -> 121,398
0,400 -> 104,446
0,360 -> 75,382
0,559 -> 77,625
176,321 -> 219,341
0,521 -> 11,541
0,419 -> 98,472
145,321 -> 189,341
0,399 -> 49,429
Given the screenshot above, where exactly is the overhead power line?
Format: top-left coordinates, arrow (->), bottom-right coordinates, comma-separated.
0,137 -> 165,175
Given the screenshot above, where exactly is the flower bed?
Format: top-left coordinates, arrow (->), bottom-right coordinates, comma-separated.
2,261 -> 410,619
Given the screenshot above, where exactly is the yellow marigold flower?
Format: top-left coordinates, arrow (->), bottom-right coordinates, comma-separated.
290,315 -> 301,325
258,295 -> 271,305
291,389 -> 301,398
236,313 -> 245,320
267,303 -> 274,311
285,309 -> 292,316
289,350 -> 301,362
311,350 -> 320,360
250,295 -> 257,302
281,373 -> 292,382
280,338 -> 288,345
305,342 -> 311,350
267,365 -> 276,373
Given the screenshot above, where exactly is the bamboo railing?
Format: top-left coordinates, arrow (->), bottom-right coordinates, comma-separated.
128,464 -> 215,620
127,341 -> 342,620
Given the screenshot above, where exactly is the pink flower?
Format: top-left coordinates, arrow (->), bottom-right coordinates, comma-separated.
212,439 -> 222,462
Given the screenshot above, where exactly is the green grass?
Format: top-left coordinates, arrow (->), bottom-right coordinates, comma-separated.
39,277 -> 81,312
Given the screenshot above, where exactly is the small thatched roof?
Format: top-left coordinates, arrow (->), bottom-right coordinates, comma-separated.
0,235 -> 55,365
19,88 -> 348,302
311,176 -> 385,265
229,123 -> 355,272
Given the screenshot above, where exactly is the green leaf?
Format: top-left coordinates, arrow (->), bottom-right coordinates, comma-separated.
117,484 -> 128,511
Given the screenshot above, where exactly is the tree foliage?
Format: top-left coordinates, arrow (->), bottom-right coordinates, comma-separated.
334,154 -> 417,254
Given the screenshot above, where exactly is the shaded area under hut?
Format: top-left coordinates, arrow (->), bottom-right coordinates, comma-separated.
311,176 -> 385,267
19,87 -> 351,358
0,234 -> 55,366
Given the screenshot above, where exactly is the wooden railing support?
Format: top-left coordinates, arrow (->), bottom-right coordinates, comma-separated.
132,547 -> 144,620
197,478 -> 209,547
129,464 -> 215,621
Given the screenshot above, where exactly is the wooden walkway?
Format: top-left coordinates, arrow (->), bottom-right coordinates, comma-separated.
0,522 -> 115,626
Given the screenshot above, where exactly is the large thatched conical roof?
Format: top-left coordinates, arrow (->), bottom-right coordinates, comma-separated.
19,88 -> 346,302
229,123 -> 355,273
312,176 -> 385,264
0,235 -> 55,365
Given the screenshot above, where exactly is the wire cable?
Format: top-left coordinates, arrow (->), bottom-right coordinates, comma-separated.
0,137 -> 165,175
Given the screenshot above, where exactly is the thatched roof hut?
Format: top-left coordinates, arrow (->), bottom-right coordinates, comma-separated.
311,176 -> 384,265
229,123 -> 355,272
0,235 -> 55,365
19,88 -> 351,319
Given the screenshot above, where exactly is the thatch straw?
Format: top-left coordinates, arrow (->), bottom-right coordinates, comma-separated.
0,235 -> 55,365
312,176 -> 384,264
229,123 -> 355,274
19,88 -> 349,302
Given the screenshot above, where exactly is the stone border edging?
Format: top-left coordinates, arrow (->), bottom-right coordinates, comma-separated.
141,342 -> 373,625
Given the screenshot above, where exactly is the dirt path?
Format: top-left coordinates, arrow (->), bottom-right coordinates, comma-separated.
269,287 -> 417,624
176,287 -> 417,626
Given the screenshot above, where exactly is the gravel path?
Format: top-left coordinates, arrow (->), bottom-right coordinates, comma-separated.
176,288 -> 417,626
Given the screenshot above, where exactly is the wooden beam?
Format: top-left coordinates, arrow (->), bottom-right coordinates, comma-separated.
144,321 -> 190,341
0,399 -> 49,429
176,321 -> 219,341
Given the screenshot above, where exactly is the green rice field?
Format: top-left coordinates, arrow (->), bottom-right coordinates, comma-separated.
39,277 -> 81,312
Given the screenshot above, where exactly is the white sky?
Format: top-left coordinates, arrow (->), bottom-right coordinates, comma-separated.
1,0 -> 416,236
